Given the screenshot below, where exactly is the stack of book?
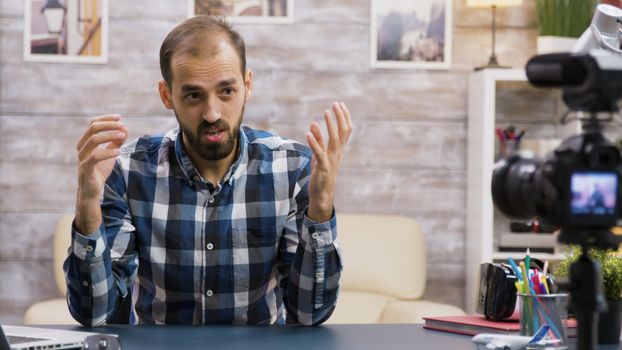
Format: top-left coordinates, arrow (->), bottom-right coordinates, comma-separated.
423,315 -> 577,337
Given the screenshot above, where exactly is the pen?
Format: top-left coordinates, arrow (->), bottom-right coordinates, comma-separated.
525,248 -> 531,271
541,275 -> 550,294
543,260 -> 549,276
495,128 -> 506,142
515,130 -> 526,142
531,272 -> 544,294
507,258 -> 523,282
515,281 -> 524,293
520,261 -> 530,294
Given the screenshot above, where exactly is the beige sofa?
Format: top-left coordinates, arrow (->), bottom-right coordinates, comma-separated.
324,213 -> 465,324
24,213 -> 78,325
24,213 -> 464,325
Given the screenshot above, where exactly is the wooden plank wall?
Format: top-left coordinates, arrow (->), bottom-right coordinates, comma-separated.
0,0 -> 542,324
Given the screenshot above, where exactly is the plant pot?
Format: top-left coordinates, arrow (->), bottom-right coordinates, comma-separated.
536,36 -> 577,54
599,299 -> 622,344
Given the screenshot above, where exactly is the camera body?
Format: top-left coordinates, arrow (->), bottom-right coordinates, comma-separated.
492,128 -> 621,231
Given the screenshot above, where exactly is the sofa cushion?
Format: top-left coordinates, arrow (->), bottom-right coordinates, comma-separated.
337,214 -> 425,299
324,291 -> 392,324
379,299 -> 466,323
24,298 -> 78,325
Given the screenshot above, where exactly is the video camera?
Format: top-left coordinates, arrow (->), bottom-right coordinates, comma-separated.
491,4 -> 622,349
491,4 -> 622,245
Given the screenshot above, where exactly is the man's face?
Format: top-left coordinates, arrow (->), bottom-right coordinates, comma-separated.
160,40 -> 252,161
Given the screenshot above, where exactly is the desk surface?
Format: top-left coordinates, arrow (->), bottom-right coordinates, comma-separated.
47,324 -> 622,350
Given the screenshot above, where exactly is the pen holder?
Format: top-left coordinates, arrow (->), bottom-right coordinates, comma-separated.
518,293 -> 569,349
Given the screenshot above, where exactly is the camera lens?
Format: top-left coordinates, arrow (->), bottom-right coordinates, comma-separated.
491,155 -> 541,220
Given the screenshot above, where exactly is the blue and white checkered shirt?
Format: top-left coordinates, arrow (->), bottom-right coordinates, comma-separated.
64,126 -> 342,326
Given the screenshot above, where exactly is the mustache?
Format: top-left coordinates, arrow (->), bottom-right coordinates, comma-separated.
198,119 -> 229,133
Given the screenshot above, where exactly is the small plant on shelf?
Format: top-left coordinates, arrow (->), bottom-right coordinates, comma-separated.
555,246 -> 622,301
536,0 -> 597,38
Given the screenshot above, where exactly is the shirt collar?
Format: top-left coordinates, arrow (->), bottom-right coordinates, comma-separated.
173,127 -> 249,187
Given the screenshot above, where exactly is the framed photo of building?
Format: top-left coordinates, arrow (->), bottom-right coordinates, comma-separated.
370,0 -> 452,69
24,0 -> 109,63
188,0 -> 294,24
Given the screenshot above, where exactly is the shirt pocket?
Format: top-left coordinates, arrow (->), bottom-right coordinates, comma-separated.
232,226 -> 280,290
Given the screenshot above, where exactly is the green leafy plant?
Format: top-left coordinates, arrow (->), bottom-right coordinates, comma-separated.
555,246 -> 622,300
536,0 -> 597,37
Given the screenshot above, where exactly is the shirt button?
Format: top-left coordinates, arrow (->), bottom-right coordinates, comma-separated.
82,281 -> 89,287
85,246 -> 93,252
206,290 -> 213,297
208,197 -> 215,204
312,233 -> 319,239
316,272 -> 322,278
206,243 -> 214,250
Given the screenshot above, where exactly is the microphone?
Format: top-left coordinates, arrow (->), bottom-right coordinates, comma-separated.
525,53 -> 587,87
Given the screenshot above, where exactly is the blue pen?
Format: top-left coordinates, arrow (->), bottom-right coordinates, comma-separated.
507,258 -> 523,282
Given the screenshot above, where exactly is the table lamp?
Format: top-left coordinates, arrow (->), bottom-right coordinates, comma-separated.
467,0 -> 523,70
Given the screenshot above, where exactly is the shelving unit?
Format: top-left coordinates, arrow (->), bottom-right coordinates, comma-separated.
464,68 -> 577,314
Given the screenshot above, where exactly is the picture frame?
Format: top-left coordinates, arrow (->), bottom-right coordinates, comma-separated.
370,0 -> 452,70
24,0 -> 109,64
188,0 -> 294,24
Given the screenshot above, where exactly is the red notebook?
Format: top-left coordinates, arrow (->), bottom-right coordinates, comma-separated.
423,315 -> 576,337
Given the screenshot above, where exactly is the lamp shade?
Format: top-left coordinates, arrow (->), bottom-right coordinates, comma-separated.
467,0 -> 523,8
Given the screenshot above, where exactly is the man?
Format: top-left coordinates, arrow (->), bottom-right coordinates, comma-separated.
64,15 -> 352,326
587,183 -> 606,211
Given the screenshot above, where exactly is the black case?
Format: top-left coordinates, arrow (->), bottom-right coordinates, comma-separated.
476,263 -> 518,320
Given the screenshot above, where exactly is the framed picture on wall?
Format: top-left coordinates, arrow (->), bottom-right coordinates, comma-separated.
188,0 -> 294,24
370,0 -> 452,69
24,0 -> 109,64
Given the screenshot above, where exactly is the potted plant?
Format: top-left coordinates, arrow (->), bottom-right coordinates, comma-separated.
555,246 -> 622,344
535,0 -> 597,53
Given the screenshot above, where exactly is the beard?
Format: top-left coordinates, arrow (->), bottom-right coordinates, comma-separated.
175,104 -> 244,161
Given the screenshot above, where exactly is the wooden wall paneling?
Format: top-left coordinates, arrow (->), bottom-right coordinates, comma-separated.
269,118 -> 466,169
108,1 -> 187,20
239,22 -> 369,73
0,163 -> 77,212
454,0 -> 537,28
423,264 -> 465,308
0,115 -> 178,163
418,214 -> 465,264
335,168 -> 465,213
0,64 -> 164,115
0,213 -> 62,260
269,70 -> 468,120
0,261 -> 59,324
452,27 -> 537,72
295,0 -> 369,24
0,0 -> 24,18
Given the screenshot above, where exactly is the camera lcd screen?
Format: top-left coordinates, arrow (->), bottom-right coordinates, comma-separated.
570,172 -> 618,216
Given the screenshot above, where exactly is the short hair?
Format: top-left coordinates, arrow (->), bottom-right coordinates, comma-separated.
159,15 -> 246,87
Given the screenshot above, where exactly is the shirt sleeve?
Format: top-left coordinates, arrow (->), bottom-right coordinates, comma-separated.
63,160 -> 137,326
276,156 -> 343,326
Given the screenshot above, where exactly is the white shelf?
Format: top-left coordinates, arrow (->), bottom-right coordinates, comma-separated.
491,252 -> 567,262
464,68 -> 576,314
498,232 -> 557,248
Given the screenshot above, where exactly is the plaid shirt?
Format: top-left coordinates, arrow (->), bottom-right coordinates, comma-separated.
64,126 -> 342,326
